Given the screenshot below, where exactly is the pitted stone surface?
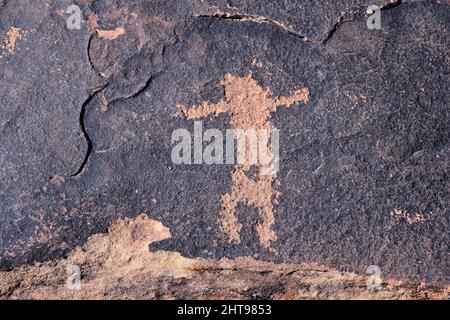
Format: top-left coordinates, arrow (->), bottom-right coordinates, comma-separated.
0,0 -> 448,287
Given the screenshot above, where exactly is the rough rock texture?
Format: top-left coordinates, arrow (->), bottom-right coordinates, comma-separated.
0,0 -> 449,299
1,215 -> 448,300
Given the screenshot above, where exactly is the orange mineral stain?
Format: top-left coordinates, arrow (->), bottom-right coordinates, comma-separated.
96,27 -> 126,40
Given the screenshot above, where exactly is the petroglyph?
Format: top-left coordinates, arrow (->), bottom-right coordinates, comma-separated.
177,73 -> 309,248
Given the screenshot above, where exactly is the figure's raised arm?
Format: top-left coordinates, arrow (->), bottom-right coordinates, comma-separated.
177,99 -> 230,120
271,88 -> 309,110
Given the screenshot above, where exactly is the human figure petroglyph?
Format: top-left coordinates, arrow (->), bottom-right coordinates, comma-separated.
177,72 -> 309,248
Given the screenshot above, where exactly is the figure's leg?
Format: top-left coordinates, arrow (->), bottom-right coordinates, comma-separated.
220,191 -> 242,244
256,205 -> 277,249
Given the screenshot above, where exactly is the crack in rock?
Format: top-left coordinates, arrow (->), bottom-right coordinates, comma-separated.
108,72 -> 164,105
195,12 -> 310,43
69,85 -> 108,177
87,34 -> 104,78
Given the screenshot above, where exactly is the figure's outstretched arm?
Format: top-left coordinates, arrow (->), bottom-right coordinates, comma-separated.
272,88 -> 309,110
177,99 -> 229,119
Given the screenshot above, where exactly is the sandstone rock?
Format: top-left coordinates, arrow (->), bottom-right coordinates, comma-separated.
0,0 -> 448,299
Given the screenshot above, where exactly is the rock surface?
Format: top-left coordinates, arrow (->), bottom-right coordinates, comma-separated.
1,215 -> 448,299
0,0 -> 449,299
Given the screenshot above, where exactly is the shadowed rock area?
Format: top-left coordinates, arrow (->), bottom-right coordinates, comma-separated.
0,0 -> 448,298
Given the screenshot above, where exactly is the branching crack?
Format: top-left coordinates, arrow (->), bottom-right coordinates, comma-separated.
108,71 -> 164,106
69,72 -> 162,178
322,0 -> 406,45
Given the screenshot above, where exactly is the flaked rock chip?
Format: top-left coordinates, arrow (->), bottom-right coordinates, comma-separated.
0,0 -> 448,287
